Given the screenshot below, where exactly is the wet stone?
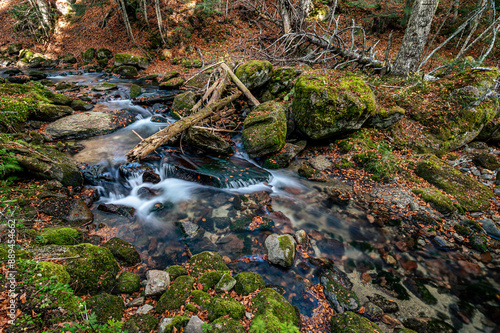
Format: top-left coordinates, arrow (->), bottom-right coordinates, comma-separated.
364,302 -> 383,320
178,221 -> 200,238
98,203 -> 136,219
127,296 -> 145,308
479,218 -> 500,240
137,187 -> 161,200
368,294 -> 400,313
145,270 -> 170,296
142,170 -> 161,184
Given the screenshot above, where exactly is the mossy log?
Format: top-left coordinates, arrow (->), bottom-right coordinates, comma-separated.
126,91 -> 242,161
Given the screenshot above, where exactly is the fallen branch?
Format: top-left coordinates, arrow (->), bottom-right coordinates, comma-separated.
220,63 -> 260,106
126,91 -> 242,161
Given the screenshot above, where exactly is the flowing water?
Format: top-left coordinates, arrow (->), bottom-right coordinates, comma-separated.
4,69 -> 499,331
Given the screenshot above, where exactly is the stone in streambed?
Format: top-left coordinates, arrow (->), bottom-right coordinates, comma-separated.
114,65 -> 138,78
98,203 -> 136,219
70,99 -> 93,111
262,141 -> 306,169
130,84 -> 142,99
251,288 -> 300,332
187,251 -> 230,276
32,103 -> 73,121
93,82 -> 117,91
116,272 -> 141,294
183,127 -> 233,155
330,311 -> 382,333
170,91 -> 196,119
234,272 -> 265,296
265,234 -> 296,267
37,198 -> 93,226
321,268 -> 359,313
103,237 -> 141,266
114,53 -> 149,69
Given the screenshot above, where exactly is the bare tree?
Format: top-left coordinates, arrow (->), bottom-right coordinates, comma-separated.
116,0 -> 136,44
27,0 -> 52,38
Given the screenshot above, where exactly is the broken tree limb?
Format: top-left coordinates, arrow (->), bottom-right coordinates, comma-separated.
126,91 -> 242,161
220,63 -> 260,106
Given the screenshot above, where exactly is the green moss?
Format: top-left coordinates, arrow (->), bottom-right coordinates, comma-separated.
330,311 -> 382,333
374,271 -> 409,300
278,235 -> 295,266
102,237 -> 141,266
129,84 -> 142,99
159,77 -> 185,90
292,70 -> 376,140
207,297 -> 246,321
159,315 -> 190,333
454,224 -> 471,236
321,274 -> 360,312
190,290 -> 212,307
212,317 -> 246,333
235,60 -> 273,90
82,47 -> 96,62
198,270 -> 225,292
166,265 -> 188,280
38,261 -> 71,285
35,227 -> 83,245
472,153 -> 500,170
85,293 -> 125,324
469,233 -> 488,252
234,272 -> 265,296
156,275 -> 195,313
298,164 -> 326,181
251,288 -> 300,333
122,313 -> 159,333
171,91 -> 196,119
412,188 -> 457,214
187,251 -> 230,276
114,53 -> 149,69
116,272 -> 141,293
63,243 -> 120,294
416,280 -> 438,305
96,48 -> 113,60
415,156 -> 493,212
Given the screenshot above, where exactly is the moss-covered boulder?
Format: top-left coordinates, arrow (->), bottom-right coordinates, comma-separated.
235,60 -> 273,90
166,265 -> 188,280
7,42 -> 22,55
38,261 -> 71,285
159,77 -> 185,90
70,99 -> 93,111
198,270 -> 225,292
36,227 -> 83,245
96,47 -> 113,60
330,311 -> 382,333
321,271 -> 360,313
212,317 -> 246,333
102,237 -> 141,266
215,272 -> 236,292
472,153 -> 500,170
415,155 -> 493,211
184,127 -> 233,155
86,293 -> 125,324
114,65 -> 138,78
33,103 -> 73,121
129,84 -> 142,99
190,290 -> 212,308
207,297 -> 246,321
37,198 -> 93,226
156,275 -> 195,313
393,68 -> 500,152
234,272 -> 265,296
265,234 -> 296,267
0,140 -> 83,186
242,101 -> 287,158
170,91 -> 196,119
251,288 -> 300,332
402,317 -> 457,333
365,106 -> 405,129
158,315 -> 190,333
93,82 -> 117,91
116,272 -> 141,293
63,243 -> 120,294
82,47 -> 96,62
412,188 -> 457,215
114,53 -> 149,69
292,70 -> 377,140
123,313 -> 159,333
187,251 -> 230,276
260,67 -> 300,101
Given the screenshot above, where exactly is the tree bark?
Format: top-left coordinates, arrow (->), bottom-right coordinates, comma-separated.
117,0 -> 136,44
127,91 -> 242,161
278,0 -> 293,34
142,0 -> 150,28
392,0 -> 439,77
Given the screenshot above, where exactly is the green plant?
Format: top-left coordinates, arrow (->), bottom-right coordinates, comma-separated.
202,322 -> 213,332
249,318 -> 267,333
279,322 -> 300,332
0,149 -> 22,179
63,313 -> 124,333
195,0 -> 222,16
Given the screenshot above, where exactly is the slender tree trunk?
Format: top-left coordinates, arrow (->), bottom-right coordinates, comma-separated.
117,0 -> 136,44
142,0 -> 150,28
155,0 -> 166,44
28,0 -> 52,37
451,0 -> 460,23
458,0 -> 487,57
297,0 -> 312,28
392,0 -> 439,77
278,0 -> 293,34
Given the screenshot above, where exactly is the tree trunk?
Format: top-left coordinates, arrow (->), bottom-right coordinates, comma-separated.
155,0 -> 166,45
142,0 -> 150,28
35,0 -> 51,32
117,0 -> 136,44
451,0 -> 460,23
297,0 -> 312,29
392,0 -> 439,77
278,0 -> 293,34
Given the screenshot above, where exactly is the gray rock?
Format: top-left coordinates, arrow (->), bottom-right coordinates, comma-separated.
364,302 -> 383,319
114,53 -> 148,69
294,230 -> 308,245
235,60 -> 273,90
32,103 -> 73,122
215,273 -> 236,292
480,218 -> 500,239
183,127 -> 233,155
37,198 -> 93,226
184,316 -> 204,333
178,221 -> 200,238
127,296 -> 145,308
45,112 -> 122,139
170,91 -> 196,119
145,270 -> 170,296
265,234 -> 296,267
320,268 -> 359,313
158,318 -> 175,333
309,155 -> 332,170
135,304 -> 154,315
93,82 -> 118,91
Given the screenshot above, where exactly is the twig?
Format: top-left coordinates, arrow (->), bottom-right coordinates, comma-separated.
35,255 -> 81,261
132,130 -> 144,140
192,126 -> 239,133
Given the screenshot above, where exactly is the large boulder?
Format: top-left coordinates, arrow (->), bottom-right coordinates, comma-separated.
183,127 -> 233,155
35,227 -> 83,245
264,234 -> 296,267
114,65 -> 138,78
0,140 -> 83,186
114,53 -> 149,69
242,101 -> 287,158
260,67 -> 300,101
102,237 -> 141,266
292,70 -> 377,140
235,60 -> 273,91
82,47 -> 96,62
7,42 -> 22,55
187,251 -> 230,276
170,91 -> 196,118
96,47 -> 113,60
86,293 -> 125,324
32,103 -> 73,121
251,288 -> 300,333
156,275 -> 195,313
63,243 -> 120,294
392,68 -> 500,152
415,155 -> 493,211
37,198 -> 93,226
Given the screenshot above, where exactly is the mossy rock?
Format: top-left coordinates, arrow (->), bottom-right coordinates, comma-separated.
234,272 -> 265,296
187,251 -> 230,276
298,164 -> 327,181
36,227 -> 83,245
190,290 -> 212,308
215,273 -> 236,292
261,67 -> 300,101
402,317 -> 457,333
184,127 -> 233,155
96,48 -> 113,60
116,272 -> 141,293
85,293 -> 125,324
93,82 -> 117,91
122,313 -> 159,333
7,42 -> 22,55
114,53 -> 149,69
156,275 -> 195,313
251,288 -> 300,332
235,60 -> 273,90
242,101 -> 287,158
159,77 -> 185,90
159,315 -> 190,333
412,188 -> 457,215
373,271 -> 409,300
321,272 -> 360,313
82,47 -> 96,62
166,265 -> 188,280
365,106 -> 405,129
472,153 -> 500,170
32,103 -> 73,121
62,55 -> 77,64
415,155 -> 493,212
198,270 -> 225,292
330,311 -> 382,333
114,65 -> 138,78
212,316 -> 246,333
49,93 -> 72,106
292,70 -> 377,140
129,84 -> 142,99
38,261 -> 71,285
171,91 -> 196,119
207,297 -> 246,321
71,99 -> 92,111
469,233 -> 488,252
63,243 -> 120,294
265,234 -> 296,267
102,237 -> 141,266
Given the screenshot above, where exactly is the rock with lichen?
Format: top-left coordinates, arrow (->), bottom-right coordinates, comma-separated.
265,234 -> 296,267
235,60 -> 273,91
